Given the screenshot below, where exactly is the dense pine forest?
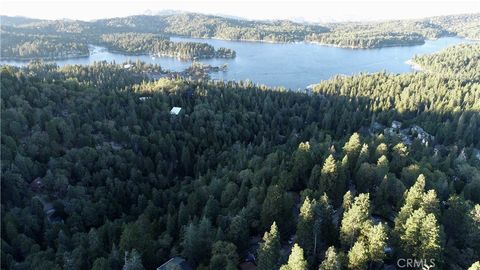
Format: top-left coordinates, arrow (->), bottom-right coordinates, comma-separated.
305,14 -> 479,49
99,33 -> 235,59
0,31 -> 236,61
412,43 -> 480,81
0,32 -> 89,60
1,41 -> 479,270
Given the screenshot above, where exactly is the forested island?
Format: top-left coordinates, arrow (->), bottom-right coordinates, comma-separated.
2,42 -> 480,270
99,33 -> 235,59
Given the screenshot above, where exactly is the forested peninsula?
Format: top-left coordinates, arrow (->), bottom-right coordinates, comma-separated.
411,43 -> 480,81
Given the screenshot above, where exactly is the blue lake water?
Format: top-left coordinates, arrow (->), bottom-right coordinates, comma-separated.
0,36 -> 473,89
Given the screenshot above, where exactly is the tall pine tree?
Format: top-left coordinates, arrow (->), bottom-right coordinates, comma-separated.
319,246 -> 344,270
257,222 -> 281,270
280,244 -> 308,270
340,193 -> 372,249
400,209 -> 441,265
320,155 -> 345,207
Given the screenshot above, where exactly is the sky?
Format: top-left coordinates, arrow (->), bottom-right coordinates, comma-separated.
1,0 -> 479,22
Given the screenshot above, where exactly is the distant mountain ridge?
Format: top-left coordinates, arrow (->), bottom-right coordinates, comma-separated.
0,15 -> 43,26
1,12 -> 479,48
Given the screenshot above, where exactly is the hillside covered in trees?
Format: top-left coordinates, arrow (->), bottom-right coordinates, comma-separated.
1,12 -> 479,56
305,14 -> 479,48
0,32 -> 89,60
1,43 -> 480,270
412,43 -> 480,81
0,21 -> 236,60
427,13 -> 480,40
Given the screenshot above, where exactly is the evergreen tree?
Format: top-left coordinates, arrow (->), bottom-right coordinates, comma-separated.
197,217 -> 214,257
421,190 -> 440,218
261,185 -> 294,236
92,258 -> 109,270
204,196 -> 220,222
297,197 -> 316,258
395,174 -> 427,234
178,202 -> 189,227
390,143 -> 409,174
122,250 -> 145,270
374,173 -> 405,216
348,240 -> 368,270
257,222 -> 281,270
374,143 -> 388,161
467,205 -> 480,257
320,155 -> 344,206
340,155 -> 350,187
376,155 -> 389,179
394,174 -> 439,244
209,241 -> 239,270
280,244 -> 308,270
343,133 -> 362,172
227,209 -> 249,251
319,246 -> 344,270
340,193 -> 371,249
291,142 -> 314,189
400,209 -> 442,265
316,193 -> 337,250
468,261 -> 480,270
342,191 -> 353,212
182,217 -> 214,265
365,224 -> 387,265
442,195 -> 470,247
118,216 -> 155,267
355,144 -> 370,171
182,222 -> 201,264
309,164 -> 322,190
355,163 -> 377,193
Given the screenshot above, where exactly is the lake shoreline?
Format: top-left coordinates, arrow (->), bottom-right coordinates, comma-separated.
1,36 -> 470,90
405,59 -> 424,71
305,40 -> 426,50
90,44 -> 236,61
0,53 -> 90,62
172,34 -> 469,49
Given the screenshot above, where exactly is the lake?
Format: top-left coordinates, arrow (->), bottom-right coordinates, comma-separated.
0,36 -> 473,89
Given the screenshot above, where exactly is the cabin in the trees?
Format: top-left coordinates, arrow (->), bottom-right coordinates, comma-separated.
170,106 -> 183,115
391,120 -> 402,130
411,125 -> 434,146
33,197 -> 63,224
384,121 -> 435,147
384,120 -> 402,136
30,177 -> 44,193
156,257 -> 192,270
